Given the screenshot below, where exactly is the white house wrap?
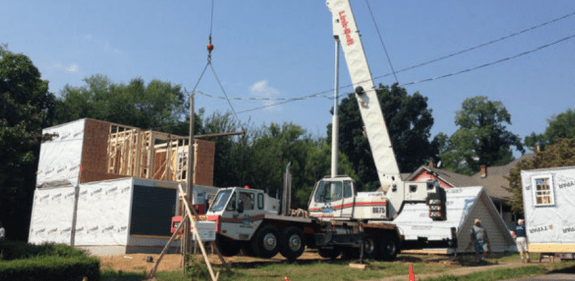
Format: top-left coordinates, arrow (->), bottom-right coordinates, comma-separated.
521,166 -> 575,253
393,186 -> 516,253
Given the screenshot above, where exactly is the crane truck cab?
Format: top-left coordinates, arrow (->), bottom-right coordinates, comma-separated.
207,186 -> 279,241
308,176 -> 447,221
204,186 -> 296,258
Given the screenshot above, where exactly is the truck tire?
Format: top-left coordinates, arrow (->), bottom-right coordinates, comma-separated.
317,247 -> 341,259
252,225 -> 282,258
379,236 -> 399,261
363,236 -> 380,260
215,234 -> 242,256
280,227 -> 306,260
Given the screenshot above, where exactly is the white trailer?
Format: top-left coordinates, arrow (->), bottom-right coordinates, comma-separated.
520,166 -> 575,259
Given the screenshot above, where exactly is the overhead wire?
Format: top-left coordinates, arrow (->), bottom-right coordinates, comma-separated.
374,10 -> 575,81
212,31 -> 575,114
400,32 -> 575,87
365,0 -> 399,84
195,9 -> 575,115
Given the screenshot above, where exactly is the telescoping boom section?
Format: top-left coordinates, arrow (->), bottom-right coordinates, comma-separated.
323,0 -> 447,221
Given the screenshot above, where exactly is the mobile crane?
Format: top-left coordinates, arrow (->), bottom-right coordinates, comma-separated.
179,0 -> 451,261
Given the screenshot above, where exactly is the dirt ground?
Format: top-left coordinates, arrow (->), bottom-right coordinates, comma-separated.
98,251 -> 323,273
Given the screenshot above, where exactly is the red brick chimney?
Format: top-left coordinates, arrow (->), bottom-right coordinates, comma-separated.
480,164 -> 487,178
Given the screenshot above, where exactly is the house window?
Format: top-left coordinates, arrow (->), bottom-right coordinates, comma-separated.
532,175 -> 554,206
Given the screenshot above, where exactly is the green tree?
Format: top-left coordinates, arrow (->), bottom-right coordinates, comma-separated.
331,83 -> 437,190
199,110 -> 248,188
439,96 -> 524,174
200,110 -> 356,208
506,137 -> 575,216
294,140 -> 357,209
0,45 -> 55,240
525,108 -> 575,152
54,74 -> 189,134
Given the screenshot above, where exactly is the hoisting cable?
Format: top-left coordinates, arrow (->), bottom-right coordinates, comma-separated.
365,0 -> 399,84
190,0 -> 245,133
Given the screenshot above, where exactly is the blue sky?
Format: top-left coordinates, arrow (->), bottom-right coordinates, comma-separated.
2,1 -> 575,154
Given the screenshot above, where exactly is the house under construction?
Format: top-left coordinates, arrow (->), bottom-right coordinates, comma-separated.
29,118 -> 218,256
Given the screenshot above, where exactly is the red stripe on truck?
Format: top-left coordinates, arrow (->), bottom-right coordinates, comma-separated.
309,201 -> 386,212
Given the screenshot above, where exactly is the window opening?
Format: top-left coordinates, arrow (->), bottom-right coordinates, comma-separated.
532,175 -> 554,206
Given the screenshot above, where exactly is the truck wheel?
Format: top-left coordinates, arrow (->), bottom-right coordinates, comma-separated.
215,234 -> 242,256
280,227 -> 306,260
379,236 -> 399,261
252,225 -> 281,258
317,247 -> 341,259
363,236 -> 380,259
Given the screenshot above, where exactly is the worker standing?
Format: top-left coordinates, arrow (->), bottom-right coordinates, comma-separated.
470,218 -> 490,264
515,219 -> 531,263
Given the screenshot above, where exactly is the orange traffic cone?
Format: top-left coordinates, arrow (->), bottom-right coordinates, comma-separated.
285,277 -> 290,281
409,265 -> 415,281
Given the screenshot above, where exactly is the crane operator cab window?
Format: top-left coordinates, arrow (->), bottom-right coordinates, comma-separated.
315,181 -> 341,203
315,180 -> 353,203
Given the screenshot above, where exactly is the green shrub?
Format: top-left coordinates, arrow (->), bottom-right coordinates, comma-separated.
0,241 -> 99,281
185,254 -> 211,280
0,240 -> 87,260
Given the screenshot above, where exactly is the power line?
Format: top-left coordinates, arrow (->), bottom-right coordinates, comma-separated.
195,11 -> 575,114
374,10 -> 575,82
400,33 -> 575,87
194,89 -> 331,101
228,32 -> 575,114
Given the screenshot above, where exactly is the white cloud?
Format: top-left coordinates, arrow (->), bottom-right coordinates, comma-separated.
66,64 -> 79,73
249,80 -> 282,112
50,62 -> 80,73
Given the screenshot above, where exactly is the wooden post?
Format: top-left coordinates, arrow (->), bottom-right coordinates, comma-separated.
183,94 -> 195,265
178,185 -> 218,281
146,212 -> 188,279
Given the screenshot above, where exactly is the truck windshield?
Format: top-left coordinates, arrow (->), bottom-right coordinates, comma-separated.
209,189 -> 233,212
314,180 -> 343,203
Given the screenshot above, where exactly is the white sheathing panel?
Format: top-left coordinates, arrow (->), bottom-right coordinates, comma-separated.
74,178 -> 133,246
28,186 -> 76,244
394,186 -> 515,252
394,187 -> 481,241
521,166 -> 575,245
36,119 -> 85,188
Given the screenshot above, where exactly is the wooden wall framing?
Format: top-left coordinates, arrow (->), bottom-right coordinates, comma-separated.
106,124 -> 191,183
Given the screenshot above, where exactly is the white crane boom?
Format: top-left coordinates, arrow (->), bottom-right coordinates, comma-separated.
326,0 -> 402,190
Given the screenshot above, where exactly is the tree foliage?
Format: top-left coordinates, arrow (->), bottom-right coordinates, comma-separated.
0,45 -> 55,240
200,111 -> 356,208
506,137 -> 575,216
524,108 -> 575,152
54,74 -> 191,134
439,96 -> 524,174
331,83 -> 437,190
